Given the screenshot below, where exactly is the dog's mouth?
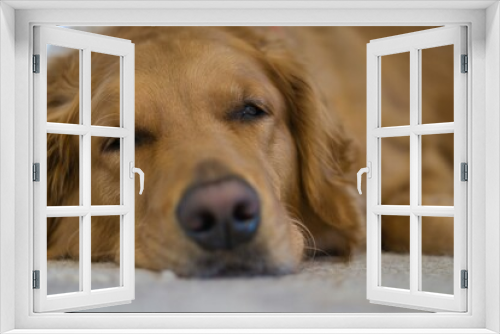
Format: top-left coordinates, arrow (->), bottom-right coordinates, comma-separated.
187,247 -> 296,278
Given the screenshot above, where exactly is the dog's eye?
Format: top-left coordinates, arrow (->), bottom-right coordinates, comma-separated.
229,104 -> 268,122
102,138 -> 121,153
101,130 -> 154,153
135,130 -> 155,147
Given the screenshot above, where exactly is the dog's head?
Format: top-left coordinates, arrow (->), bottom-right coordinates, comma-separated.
47,27 -> 362,277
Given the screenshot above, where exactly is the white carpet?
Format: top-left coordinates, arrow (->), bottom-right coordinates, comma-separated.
46,253 -> 453,313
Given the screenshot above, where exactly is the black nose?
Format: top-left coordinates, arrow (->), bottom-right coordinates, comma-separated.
176,177 -> 260,251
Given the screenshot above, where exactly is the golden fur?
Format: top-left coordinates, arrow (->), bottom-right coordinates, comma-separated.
46,27 -> 453,276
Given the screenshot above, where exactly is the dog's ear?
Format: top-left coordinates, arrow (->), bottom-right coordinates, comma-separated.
46,52 -> 80,207
262,44 -> 364,255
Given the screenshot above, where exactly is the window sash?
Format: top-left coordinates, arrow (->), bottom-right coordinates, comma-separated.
366,26 -> 468,312
32,25 -> 136,313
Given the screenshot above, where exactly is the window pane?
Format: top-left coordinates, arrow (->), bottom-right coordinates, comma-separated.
91,136 -> 121,205
381,52 -> 410,127
47,45 -> 80,124
381,215 -> 410,290
47,134 -> 80,206
91,215 -> 121,290
421,133 -> 454,206
47,216 -> 80,295
421,45 -> 454,124
421,216 -> 454,294
381,136 -> 410,205
91,52 -> 121,127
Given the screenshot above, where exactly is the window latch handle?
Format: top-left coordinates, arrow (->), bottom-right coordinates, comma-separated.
357,162 -> 372,195
129,162 -> 145,195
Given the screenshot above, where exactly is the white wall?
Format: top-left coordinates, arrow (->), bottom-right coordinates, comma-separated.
0,2 -> 16,333
486,2 -> 500,333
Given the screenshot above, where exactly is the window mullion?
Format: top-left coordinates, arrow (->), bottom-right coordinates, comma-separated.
82,47 -> 92,294
409,47 -> 420,294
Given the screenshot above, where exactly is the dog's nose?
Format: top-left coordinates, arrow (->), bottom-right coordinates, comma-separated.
176,177 -> 260,251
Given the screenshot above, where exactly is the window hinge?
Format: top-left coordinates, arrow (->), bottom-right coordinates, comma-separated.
33,163 -> 40,182
461,54 -> 468,73
33,270 -> 40,289
461,162 -> 468,181
461,270 -> 468,289
33,54 -> 40,73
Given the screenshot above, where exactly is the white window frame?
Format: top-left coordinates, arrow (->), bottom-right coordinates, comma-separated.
0,1 -> 499,333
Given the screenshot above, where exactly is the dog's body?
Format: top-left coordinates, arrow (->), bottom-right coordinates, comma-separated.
47,27 -> 454,277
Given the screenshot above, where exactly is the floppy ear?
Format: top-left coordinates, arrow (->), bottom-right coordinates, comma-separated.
263,46 -> 364,256
46,52 -> 80,207
45,51 -> 82,258
46,51 -> 122,261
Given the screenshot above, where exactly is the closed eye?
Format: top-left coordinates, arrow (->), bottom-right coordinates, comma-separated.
101,129 -> 155,153
102,138 -> 121,153
134,129 -> 156,147
227,103 -> 269,122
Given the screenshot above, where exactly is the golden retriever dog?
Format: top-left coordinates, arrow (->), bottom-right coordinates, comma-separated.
46,27 -> 454,277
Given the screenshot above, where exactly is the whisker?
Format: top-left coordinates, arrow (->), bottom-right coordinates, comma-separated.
288,216 -> 318,260
303,246 -> 331,258
282,203 -> 318,258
